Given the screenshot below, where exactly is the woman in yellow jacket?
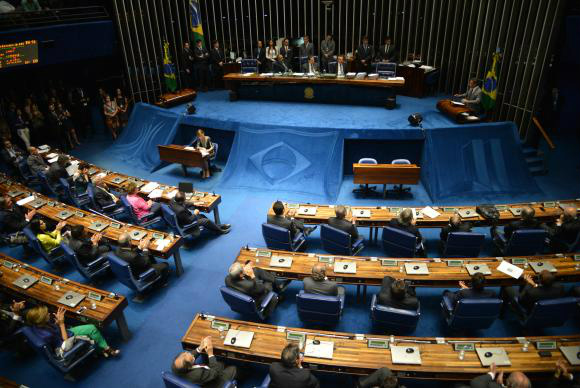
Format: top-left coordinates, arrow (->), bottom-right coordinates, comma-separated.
28,218 -> 66,252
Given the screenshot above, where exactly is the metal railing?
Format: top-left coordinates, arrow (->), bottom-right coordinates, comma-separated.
0,6 -> 109,29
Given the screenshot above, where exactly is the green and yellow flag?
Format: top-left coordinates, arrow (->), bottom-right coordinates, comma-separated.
189,0 -> 205,48
163,41 -> 177,92
482,51 -> 501,111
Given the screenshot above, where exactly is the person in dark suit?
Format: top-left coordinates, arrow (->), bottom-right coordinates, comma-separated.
328,54 -> 347,76
92,176 -> 121,211
225,262 -> 278,315
547,360 -> 580,388
491,206 -> 541,241
67,225 -> 110,266
26,146 -> 48,175
46,154 -> 70,186
194,39 -> 210,91
546,207 -> 580,252
169,191 -> 230,234
209,40 -> 225,89
172,336 -> 237,388
388,208 -> 425,255
443,272 -> 496,308
272,54 -> 290,73
328,205 -> 359,240
356,36 -> 374,72
269,343 -> 320,388
0,294 -> 26,341
1,139 -> 25,171
115,233 -> 169,282
267,200 -> 316,239
440,214 -> 472,243
465,363 -> 530,388
299,35 -> 314,59
501,270 -> 565,313
302,55 -> 318,73
357,367 -> 403,388
303,263 -> 344,297
377,276 -> 418,310
255,40 -> 266,72
320,34 -> 335,72
280,38 -> 293,68
182,41 -> 195,88
0,195 -> 35,235
376,36 -> 398,62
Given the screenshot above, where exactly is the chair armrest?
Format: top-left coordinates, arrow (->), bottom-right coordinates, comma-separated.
441,293 -> 454,314
259,375 -> 271,388
101,203 -> 118,212
495,232 -> 507,245
259,291 -> 277,310
370,294 -> 378,310
353,237 -> 364,248
338,292 -> 346,310
61,339 -> 92,362
139,211 -> 157,221
222,380 -> 238,388
292,232 -> 305,244
138,268 -> 157,282
181,222 -> 199,234
86,256 -> 108,269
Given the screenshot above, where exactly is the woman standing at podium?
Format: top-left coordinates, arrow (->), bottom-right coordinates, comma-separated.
192,128 -> 215,179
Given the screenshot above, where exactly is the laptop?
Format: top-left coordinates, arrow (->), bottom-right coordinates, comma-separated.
529,261 -> 557,273
224,329 -> 254,348
130,230 -> 147,241
405,263 -> 429,275
391,346 -> 422,365
560,346 -> 580,366
476,348 -> 511,366
178,182 -> 194,193
111,177 -> 127,184
509,207 -> 523,216
13,275 -> 38,290
270,256 -> 293,268
58,291 -> 86,308
298,206 -> 317,216
458,208 -> 477,218
353,209 -> 371,218
29,199 -> 47,209
56,210 -> 74,220
88,221 -> 109,232
466,263 -> 491,276
334,261 -> 357,274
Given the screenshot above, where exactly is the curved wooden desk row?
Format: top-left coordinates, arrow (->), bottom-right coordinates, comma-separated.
0,255 -> 130,340
223,73 -> 405,88
0,376 -> 20,388
182,313 -> 580,380
0,175 -> 185,276
236,247 -> 580,288
38,147 -> 222,223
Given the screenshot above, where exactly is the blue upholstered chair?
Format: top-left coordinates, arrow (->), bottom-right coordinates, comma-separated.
161,371 -> 237,388
381,226 -> 420,257
296,290 -> 345,326
372,62 -> 397,78
120,195 -> 163,229
370,294 -> 420,333
59,178 -> 90,209
37,171 -> 65,201
220,286 -> 277,321
493,229 -> 546,256
509,296 -> 578,329
256,375 -> 271,388
261,223 -> 305,252
86,183 -> 126,219
22,226 -> 65,266
440,295 -> 502,331
442,232 -> 486,258
161,204 -> 202,239
320,224 -> 364,256
61,243 -> 110,281
546,230 -> 580,253
241,59 -> 259,73
17,159 -> 42,189
390,158 -> 412,195
21,326 -> 96,379
106,252 -> 162,301
353,157 -> 378,196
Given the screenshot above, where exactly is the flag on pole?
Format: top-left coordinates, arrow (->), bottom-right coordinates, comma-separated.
189,0 -> 205,48
481,51 -> 501,111
163,41 -> 177,92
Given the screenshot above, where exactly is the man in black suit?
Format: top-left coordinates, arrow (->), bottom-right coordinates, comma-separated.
377,276 -> 418,310
388,208 -> 425,255
26,146 -> 48,175
501,270 -> 565,313
1,139 -> 25,173
115,233 -> 169,282
0,294 -> 26,350
440,214 -> 472,242
303,263 -> 344,297
376,36 -> 398,62
169,192 -> 230,235
269,343 -> 320,388
67,225 -> 110,266
328,54 -> 347,76
302,55 -> 318,73
273,54 -> 289,73
92,176 -> 121,211
255,40 -> 266,72
328,205 -> 359,241
46,154 -> 70,186
280,38 -> 293,68
546,207 -> 580,252
0,196 -> 33,245
182,41 -> 195,88
356,36 -> 374,72
209,40 -> 225,89
357,367 -> 403,388
491,206 -> 541,241
225,262 -> 278,315
299,35 -> 314,59
464,363 -> 530,388
267,201 -> 316,239
444,273 -> 496,309
194,39 -> 210,91
172,336 -> 237,388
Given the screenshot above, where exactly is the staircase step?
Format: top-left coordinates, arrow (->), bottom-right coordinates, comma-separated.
529,165 -> 547,176
525,156 -> 544,167
522,147 -> 537,157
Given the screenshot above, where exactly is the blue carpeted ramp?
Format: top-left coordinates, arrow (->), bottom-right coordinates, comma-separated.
421,122 -> 541,202
218,125 -> 343,200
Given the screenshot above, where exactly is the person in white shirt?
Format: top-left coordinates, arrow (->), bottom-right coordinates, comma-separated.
265,39 -> 278,71
302,55 -> 318,74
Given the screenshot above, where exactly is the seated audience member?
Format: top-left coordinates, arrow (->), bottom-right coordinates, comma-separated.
491,206 -> 540,241
303,263 -> 344,297
225,262 -> 278,314
26,146 -> 48,175
443,273 -> 496,308
388,208 -> 425,255
501,270 -> 565,313
269,343 -> 320,388
357,367 -> 404,388
46,155 -> 70,185
377,276 -> 418,310
192,128 -> 217,177
26,305 -> 119,358
302,55 -> 318,73
328,205 -> 359,240
0,195 -> 35,237
67,225 -> 110,266
465,363 -> 530,388
1,139 -> 25,170
328,54 -> 347,76
92,176 -> 120,210
272,54 -> 289,73
169,191 -> 230,234
71,162 -> 90,195
546,207 -> 580,252
267,200 -> 316,238
547,359 -> 580,388
125,181 -> 162,220
29,218 -> 66,252
0,294 -> 26,342
440,214 -> 472,242
115,233 -> 169,281
172,336 -> 238,388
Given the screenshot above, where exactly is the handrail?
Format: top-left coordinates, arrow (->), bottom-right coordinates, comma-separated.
532,116 -> 556,150
0,6 -> 109,29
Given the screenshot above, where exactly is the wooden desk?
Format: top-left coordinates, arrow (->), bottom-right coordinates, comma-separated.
437,99 -> 481,124
157,144 -> 209,176
224,73 -> 405,88
396,65 -> 438,98
0,376 -> 21,388
0,255 -> 130,340
353,163 -> 421,198
0,175 -> 185,276
182,313 -> 580,380
155,88 -> 197,108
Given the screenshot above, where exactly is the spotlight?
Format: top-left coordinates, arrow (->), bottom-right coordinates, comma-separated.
408,113 -> 423,126
186,103 -> 196,115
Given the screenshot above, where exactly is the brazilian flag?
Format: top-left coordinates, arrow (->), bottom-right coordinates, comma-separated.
190,0 -> 205,48
163,41 -> 177,92
482,51 -> 501,111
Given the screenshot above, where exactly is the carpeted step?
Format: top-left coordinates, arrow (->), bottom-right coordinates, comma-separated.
529,165 -> 548,176
522,146 -> 538,157
525,156 -> 544,168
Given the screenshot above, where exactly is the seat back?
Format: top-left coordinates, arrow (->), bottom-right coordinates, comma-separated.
22,226 -> 63,265
17,159 -> 35,180
220,286 -> 261,320
262,223 -> 294,251
60,243 -> 87,276
241,59 -> 259,73
161,371 -> 201,388
320,224 -> 353,255
523,297 -> 577,328
296,291 -> 343,326
381,226 -> 417,257
358,158 -> 378,164
120,195 -> 140,224
86,183 -> 101,211
105,252 -> 140,292
443,232 -> 485,258
505,229 -> 546,255
370,295 -> 420,333
391,158 -> 411,165
38,171 -> 60,198
161,204 -> 178,230
373,62 -> 397,78
449,298 -> 502,330
59,178 -> 81,208
210,142 -> 218,161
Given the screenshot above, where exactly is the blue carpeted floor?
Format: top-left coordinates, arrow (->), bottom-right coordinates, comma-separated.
1,93 -> 580,388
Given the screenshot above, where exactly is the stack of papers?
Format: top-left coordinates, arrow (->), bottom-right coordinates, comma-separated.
497,261 -> 523,279
46,153 -> 58,159
260,73 -> 274,77
346,72 -> 357,79
242,73 -> 253,77
421,206 -> 441,219
184,146 -> 195,151
355,72 -> 367,79
154,239 -> 171,251
16,195 -> 36,206
304,339 -> 334,359
66,164 -> 79,177
148,189 -> 163,199
387,76 -> 405,81
47,157 -> 58,164
167,190 -> 178,199
140,182 -> 159,194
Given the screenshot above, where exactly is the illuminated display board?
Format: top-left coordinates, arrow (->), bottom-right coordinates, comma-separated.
0,40 -> 39,69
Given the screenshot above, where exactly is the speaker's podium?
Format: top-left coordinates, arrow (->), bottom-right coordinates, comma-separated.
155,88 -> 197,108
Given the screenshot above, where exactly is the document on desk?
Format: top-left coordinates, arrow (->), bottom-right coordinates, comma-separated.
48,157 -> 58,164
304,339 -> 334,359
148,189 -> 163,199
167,190 -> 178,199
46,153 -> 58,159
421,206 -> 440,219
140,182 -> 159,194
200,149 -> 209,157
184,146 -> 195,151
497,260 -> 523,279
66,163 -> 79,177
154,239 -> 171,251
16,195 -> 36,206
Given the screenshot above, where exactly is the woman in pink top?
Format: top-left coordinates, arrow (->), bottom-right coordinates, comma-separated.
125,182 -> 162,220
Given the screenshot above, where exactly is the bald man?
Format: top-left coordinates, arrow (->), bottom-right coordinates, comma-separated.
440,214 -> 472,242
115,232 -> 169,282
468,363 -> 531,388
491,206 -> 541,241
303,263 -> 344,296
547,207 -> 580,252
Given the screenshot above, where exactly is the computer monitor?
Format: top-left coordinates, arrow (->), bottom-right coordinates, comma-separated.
178,182 -> 193,193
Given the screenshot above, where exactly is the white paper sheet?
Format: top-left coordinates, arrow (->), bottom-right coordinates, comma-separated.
184,146 -> 195,151
497,260 -> 523,279
304,339 -> 334,359
154,239 -> 171,251
66,164 -> 79,177
148,189 -> 163,199
46,153 -> 58,159
421,206 -> 441,219
140,182 -> 159,193
16,195 -> 36,206
38,144 -> 50,150
166,190 -> 178,199
47,157 -> 58,164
